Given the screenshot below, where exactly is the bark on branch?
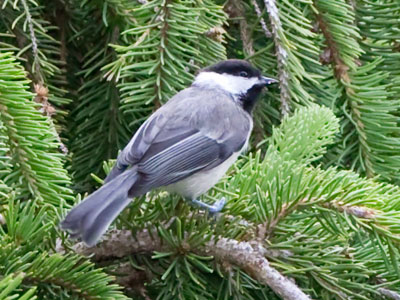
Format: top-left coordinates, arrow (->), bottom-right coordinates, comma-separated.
378,288 -> 400,300
315,7 -> 373,177
263,0 -> 291,115
58,229 -> 311,300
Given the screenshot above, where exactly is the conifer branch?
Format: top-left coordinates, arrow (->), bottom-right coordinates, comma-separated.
260,198 -> 378,240
315,9 -> 374,177
0,274 -> 37,299
63,229 -> 312,300
202,237 -> 312,300
2,2 -> 400,298
19,0 -> 62,148
322,202 -> 375,219
225,0 -> 255,56
0,52 -> 73,206
20,0 -> 41,82
0,104 -> 41,198
378,288 -> 400,300
1,0 -> 73,136
251,0 -> 271,38
111,262 -> 150,296
65,229 -> 162,259
26,275 -> 96,300
154,0 -> 171,108
263,0 -> 290,115
315,2 -> 399,179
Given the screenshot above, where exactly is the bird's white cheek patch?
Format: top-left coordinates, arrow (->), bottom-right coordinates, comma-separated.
194,72 -> 259,96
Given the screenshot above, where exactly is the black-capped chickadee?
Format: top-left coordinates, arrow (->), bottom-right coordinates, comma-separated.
61,59 -> 278,246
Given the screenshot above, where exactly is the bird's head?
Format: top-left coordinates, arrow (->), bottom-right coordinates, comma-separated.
193,59 -> 278,112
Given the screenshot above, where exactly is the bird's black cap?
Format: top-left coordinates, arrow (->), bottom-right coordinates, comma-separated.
202,59 -> 262,78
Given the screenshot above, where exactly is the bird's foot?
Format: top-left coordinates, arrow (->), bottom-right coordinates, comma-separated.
190,197 -> 226,215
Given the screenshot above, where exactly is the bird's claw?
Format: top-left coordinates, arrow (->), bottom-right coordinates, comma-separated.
208,197 -> 226,214
189,197 -> 226,215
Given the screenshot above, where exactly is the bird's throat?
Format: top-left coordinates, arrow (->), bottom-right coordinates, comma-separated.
239,85 -> 264,113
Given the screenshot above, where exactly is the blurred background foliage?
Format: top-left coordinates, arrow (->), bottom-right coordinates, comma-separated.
1,0 -> 400,299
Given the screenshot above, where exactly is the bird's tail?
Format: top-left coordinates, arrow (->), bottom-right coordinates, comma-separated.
60,167 -> 139,247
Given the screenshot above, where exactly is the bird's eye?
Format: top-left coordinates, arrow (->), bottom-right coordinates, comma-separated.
239,71 -> 248,77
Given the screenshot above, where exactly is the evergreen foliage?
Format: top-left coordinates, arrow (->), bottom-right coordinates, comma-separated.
0,0 -> 72,129
0,52 -> 72,206
1,0 -> 400,299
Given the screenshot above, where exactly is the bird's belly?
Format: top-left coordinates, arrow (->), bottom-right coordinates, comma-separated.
165,152 -> 241,199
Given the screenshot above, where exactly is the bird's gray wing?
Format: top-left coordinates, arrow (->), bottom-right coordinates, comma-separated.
136,130 -> 238,189
105,87 -> 251,187
104,111 -> 176,181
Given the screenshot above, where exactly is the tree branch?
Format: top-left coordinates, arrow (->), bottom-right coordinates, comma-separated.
263,0 -> 290,115
315,7 -> 373,177
20,0 -> 42,82
378,288 -> 400,300
19,0 -> 68,155
322,202 -> 375,219
0,104 -> 41,199
58,229 -> 311,300
251,0 -> 271,38
225,0 -> 255,56
201,237 -> 312,300
154,0 -> 171,108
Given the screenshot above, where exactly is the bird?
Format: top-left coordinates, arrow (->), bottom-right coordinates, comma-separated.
60,59 -> 278,246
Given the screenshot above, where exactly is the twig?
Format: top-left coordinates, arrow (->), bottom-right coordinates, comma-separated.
201,237 -> 312,300
20,0 -> 68,154
33,84 -> 68,154
323,202 -> 375,219
61,229 -> 163,259
58,229 -> 311,300
315,8 -> 372,177
259,200 -> 304,240
153,0 -> 171,108
263,0 -> 291,115
261,198 -> 376,241
378,288 -> 400,300
225,0 -> 255,56
20,0 -> 42,82
251,0 -> 272,38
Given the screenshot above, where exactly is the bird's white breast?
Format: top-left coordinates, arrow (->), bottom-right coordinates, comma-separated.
165,151 -> 240,199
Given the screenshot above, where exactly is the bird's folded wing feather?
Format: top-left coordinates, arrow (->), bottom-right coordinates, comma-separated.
105,87 -> 251,187
137,132 -> 222,187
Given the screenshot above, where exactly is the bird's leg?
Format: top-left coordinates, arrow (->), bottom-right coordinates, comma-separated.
188,197 -> 226,214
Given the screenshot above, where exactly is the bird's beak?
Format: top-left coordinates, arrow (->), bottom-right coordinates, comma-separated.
260,76 -> 278,86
